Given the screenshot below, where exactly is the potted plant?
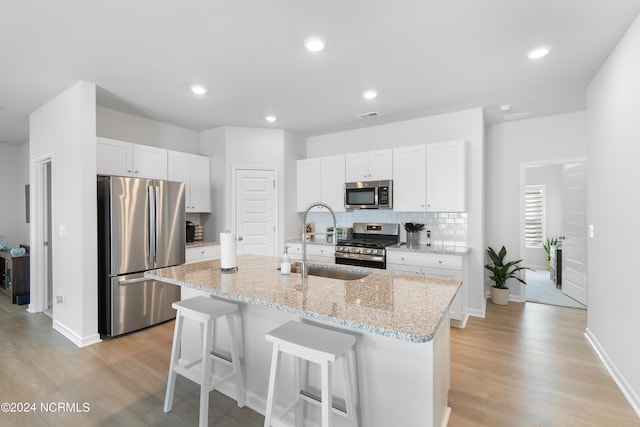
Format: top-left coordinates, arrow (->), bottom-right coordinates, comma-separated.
484,246 -> 532,305
543,237 -> 558,270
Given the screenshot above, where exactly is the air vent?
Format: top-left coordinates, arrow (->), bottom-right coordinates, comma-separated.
357,111 -> 380,119
503,112 -> 530,121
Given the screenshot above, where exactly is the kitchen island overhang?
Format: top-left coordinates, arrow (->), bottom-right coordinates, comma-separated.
146,255 -> 460,427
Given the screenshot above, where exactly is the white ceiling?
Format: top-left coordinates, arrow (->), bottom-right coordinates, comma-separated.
2,1 -> 640,145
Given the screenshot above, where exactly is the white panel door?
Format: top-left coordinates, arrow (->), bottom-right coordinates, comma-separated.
235,169 -> 277,257
562,163 -> 588,305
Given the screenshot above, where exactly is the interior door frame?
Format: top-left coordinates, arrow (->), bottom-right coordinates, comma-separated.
519,156 -> 587,303
28,153 -> 54,315
231,165 -> 280,257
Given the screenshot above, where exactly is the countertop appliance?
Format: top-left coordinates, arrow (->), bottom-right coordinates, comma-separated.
344,179 -> 393,209
97,176 -> 185,337
186,221 -> 195,242
335,222 -> 400,269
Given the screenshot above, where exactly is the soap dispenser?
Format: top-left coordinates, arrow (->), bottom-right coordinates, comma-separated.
280,248 -> 291,275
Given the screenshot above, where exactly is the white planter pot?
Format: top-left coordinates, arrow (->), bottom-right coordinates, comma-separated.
491,287 -> 510,305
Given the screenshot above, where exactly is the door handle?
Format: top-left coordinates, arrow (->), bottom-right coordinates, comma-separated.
118,277 -> 150,285
237,236 -> 243,241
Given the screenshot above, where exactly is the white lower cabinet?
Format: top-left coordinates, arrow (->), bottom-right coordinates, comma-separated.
285,242 -> 335,264
185,244 -> 220,264
386,250 -> 468,328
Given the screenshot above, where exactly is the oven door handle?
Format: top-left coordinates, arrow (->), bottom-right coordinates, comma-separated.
335,252 -> 385,263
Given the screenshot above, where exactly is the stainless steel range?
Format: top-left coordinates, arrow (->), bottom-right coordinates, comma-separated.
335,223 -> 400,269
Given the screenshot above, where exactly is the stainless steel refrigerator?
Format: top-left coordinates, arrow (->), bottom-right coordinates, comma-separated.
97,175 -> 185,337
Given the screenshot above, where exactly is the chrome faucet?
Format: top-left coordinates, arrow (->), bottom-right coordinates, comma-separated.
301,202 -> 337,278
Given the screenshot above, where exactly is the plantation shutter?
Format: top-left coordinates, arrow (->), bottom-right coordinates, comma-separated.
525,185 -> 545,247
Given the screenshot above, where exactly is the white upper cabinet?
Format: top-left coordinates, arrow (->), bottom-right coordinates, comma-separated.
132,144 -> 168,180
296,155 -> 346,212
393,144 -> 427,211
321,154 -> 346,212
97,137 -> 167,180
168,151 -> 211,213
97,137 -> 133,176
296,158 -> 322,212
345,149 -> 393,182
426,140 -> 468,212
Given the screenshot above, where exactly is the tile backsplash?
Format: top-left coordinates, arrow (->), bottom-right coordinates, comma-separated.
301,210 -> 468,246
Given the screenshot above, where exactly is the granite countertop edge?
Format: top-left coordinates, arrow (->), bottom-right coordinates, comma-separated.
146,271 -> 435,343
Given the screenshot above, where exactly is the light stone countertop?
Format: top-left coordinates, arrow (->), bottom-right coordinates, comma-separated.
387,244 -> 471,255
145,254 -> 461,343
186,240 -> 219,248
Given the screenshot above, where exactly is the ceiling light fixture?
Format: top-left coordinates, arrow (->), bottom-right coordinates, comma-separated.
190,85 -> 207,95
499,104 -> 512,112
304,36 -> 327,52
363,90 -> 378,100
528,47 -> 550,60
265,115 -> 277,123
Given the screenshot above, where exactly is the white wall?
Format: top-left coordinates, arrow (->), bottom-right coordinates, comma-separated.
29,81 -> 100,347
197,126 -> 306,255
307,108 -> 486,317
586,13 -> 640,416
96,106 -> 198,152
0,143 -> 29,247
524,164 -> 563,267
485,112 -> 586,300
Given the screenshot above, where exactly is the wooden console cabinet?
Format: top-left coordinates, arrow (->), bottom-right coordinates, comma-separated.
0,252 -> 30,304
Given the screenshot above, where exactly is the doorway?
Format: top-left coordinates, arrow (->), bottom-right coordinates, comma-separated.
232,167 -> 278,257
520,158 -> 587,309
28,155 -> 53,316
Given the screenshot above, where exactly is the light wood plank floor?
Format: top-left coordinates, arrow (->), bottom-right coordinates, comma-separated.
449,302 -> 639,427
0,293 -> 638,426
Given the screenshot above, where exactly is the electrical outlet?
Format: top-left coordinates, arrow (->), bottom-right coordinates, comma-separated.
56,295 -> 63,304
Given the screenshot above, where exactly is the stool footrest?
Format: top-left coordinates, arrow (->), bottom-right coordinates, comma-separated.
300,389 -> 348,415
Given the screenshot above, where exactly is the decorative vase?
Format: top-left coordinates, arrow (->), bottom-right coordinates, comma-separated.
546,260 -> 551,271
406,231 -> 420,248
491,287 -> 509,305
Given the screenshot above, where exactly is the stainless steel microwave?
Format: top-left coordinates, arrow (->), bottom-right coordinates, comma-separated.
344,180 -> 393,209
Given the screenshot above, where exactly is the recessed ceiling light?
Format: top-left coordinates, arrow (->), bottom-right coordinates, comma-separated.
190,85 -> 207,95
265,115 -> 277,123
304,36 -> 327,52
363,90 -> 378,100
499,104 -> 512,112
528,47 -> 550,60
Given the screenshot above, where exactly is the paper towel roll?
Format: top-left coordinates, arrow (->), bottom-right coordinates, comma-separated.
220,232 -> 237,270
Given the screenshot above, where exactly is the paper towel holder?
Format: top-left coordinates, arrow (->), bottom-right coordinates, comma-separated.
220,230 -> 239,273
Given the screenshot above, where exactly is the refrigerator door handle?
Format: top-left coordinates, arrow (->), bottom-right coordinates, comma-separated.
118,276 -> 151,285
154,184 -> 160,265
147,185 -> 156,263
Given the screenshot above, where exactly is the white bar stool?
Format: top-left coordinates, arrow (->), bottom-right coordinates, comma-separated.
264,320 -> 359,427
164,296 -> 246,427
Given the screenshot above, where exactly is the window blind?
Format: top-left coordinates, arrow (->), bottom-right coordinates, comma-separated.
525,185 -> 545,247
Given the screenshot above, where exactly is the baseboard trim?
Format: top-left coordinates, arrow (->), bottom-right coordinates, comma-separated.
450,314 -> 469,329
53,320 -> 102,348
584,328 -> 640,418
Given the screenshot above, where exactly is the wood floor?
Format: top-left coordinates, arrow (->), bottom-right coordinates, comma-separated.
0,293 -> 638,426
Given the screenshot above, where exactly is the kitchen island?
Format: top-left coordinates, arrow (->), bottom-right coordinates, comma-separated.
146,254 -> 460,427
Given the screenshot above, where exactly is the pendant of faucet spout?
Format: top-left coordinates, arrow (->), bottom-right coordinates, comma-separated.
301,202 -> 337,279
302,201 -> 337,225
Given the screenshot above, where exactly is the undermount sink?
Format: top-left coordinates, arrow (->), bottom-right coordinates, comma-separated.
280,263 -> 370,281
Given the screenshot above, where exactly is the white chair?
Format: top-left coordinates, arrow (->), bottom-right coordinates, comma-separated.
164,296 -> 245,427
264,320 -> 359,427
